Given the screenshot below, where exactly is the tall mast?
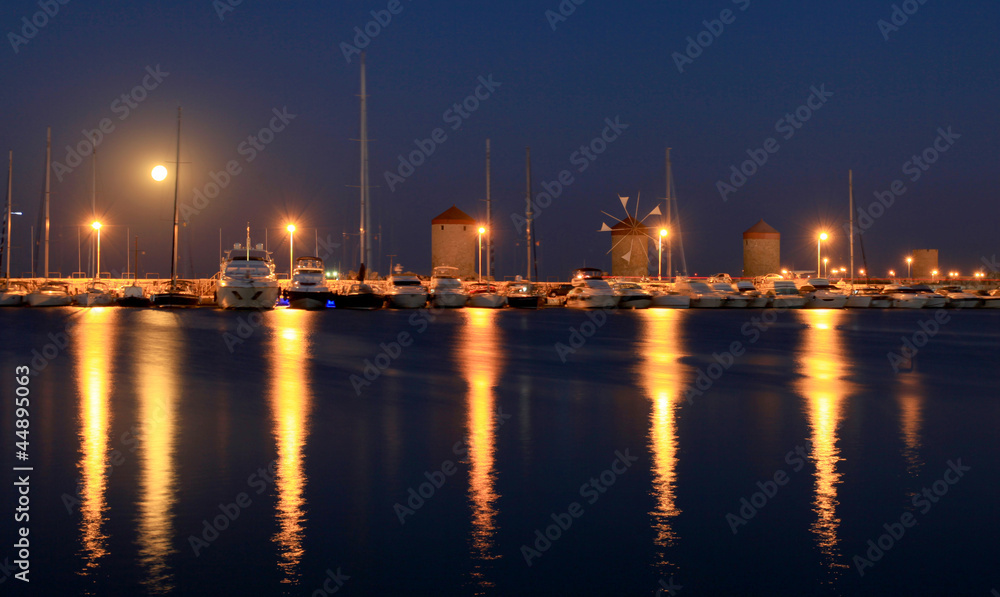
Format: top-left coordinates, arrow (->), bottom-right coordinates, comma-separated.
359,52 -> 372,269
485,138 -> 492,281
170,107 -> 182,288
849,170 -> 854,287
525,147 -> 533,281
665,147 -> 672,279
44,127 -> 50,278
4,151 -> 11,279
90,134 -> 97,277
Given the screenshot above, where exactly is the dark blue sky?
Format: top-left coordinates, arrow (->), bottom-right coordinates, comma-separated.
2,0 -> 997,279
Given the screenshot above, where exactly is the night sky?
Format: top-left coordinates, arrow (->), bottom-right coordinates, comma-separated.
2,0 -> 997,280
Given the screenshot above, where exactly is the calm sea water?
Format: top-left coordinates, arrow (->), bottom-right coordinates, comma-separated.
2,307 -> 999,596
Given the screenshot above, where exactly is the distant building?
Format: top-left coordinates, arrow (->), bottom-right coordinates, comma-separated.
431,205 -> 477,278
742,219 -> 780,278
911,249 -> 939,280
610,217 -> 650,278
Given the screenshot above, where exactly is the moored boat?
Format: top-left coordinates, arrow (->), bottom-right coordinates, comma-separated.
385,273 -> 428,309
936,285 -> 979,309
612,282 -> 651,309
760,279 -> 806,309
0,281 -> 29,306
216,241 -> 280,310
672,279 -> 724,308
285,256 -> 331,310
335,282 -> 384,310
882,284 -> 929,309
74,281 -> 114,307
505,281 -> 543,309
797,278 -> 848,309
26,282 -> 72,307
565,268 -> 618,309
736,280 -> 770,308
429,266 -> 467,308
117,283 -> 152,308
466,282 -> 506,308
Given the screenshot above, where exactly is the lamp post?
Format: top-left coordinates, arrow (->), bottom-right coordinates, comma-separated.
817,232 -> 827,277
478,227 -> 485,282
658,228 -> 667,281
91,221 -> 102,279
906,256 -> 912,280
286,224 -> 296,276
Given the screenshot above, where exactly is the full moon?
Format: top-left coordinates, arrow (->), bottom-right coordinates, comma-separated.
151,165 -> 168,181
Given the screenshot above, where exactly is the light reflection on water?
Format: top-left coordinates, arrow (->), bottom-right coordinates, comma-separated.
637,310 -> 688,572
458,309 -> 503,592
73,309 -> 114,574
896,369 -> 925,479
267,309 -> 314,584
135,311 -> 180,594
795,310 -> 852,572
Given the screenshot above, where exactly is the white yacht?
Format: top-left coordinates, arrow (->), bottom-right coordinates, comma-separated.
976,289 -> 1000,308
851,287 -> 891,309
881,284 -> 929,309
760,280 -> 806,309
936,286 -> 979,309
429,266 -> 467,308
735,280 -> 770,308
711,282 -> 750,308
0,281 -> 29,306
505,281 -> 543,309
612,282 -> 652,309
910,284 -> 948,309
74,281 -> 114,307
645,283 -> 691,308
672,279 -> 724,308
26,282 -> 73,307
839,286 -> 873,309
216,243 -> 280,310
466,282 -> 506,308
385,273 -> 428,309
285,256 -> 331,310
565,269 -> 618,309
797,278 -> 848,309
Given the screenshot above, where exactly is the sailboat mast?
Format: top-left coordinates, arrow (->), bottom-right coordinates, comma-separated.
849,170 -> 854,287
5,151 -> 11,279
485,138 -> 492,281
525,147 -> 533,281
90,134 -> 97,277
665,147 -> 672,279
44,127 -> 50,278
359,52 -> 372,269
170,107 -> 182,287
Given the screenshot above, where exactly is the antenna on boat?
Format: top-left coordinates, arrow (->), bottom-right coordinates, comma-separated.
525,146 -> 533,281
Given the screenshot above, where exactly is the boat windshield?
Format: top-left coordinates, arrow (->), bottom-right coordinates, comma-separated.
585,279 -> 612,290
224,262 -> 273,277
433,277 -> 463,290
392,278 -> 422,286
689,281 -> 713,293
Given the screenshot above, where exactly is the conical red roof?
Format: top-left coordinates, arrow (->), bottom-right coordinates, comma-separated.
743,219 -> 780,238
432,205 -> 477,225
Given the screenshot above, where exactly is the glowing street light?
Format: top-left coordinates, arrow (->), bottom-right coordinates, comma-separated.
889,269 -> 896,278
931,269 -> 938,279
478,226 -> 486,282
91,221 -> 102,279
658,228 -> 668,281
286,224 -> 296,275
906,256 -> 913,279
817,232 -> 828,277
859,268 -> 866,276
151,165 -> 168,182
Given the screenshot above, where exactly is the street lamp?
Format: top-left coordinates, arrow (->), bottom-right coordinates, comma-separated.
658,228 -> 668,281
286,224 -> 296,275
889,269 -> 896,278
906,256 -> 913,279
91,221 -> 101,279
478,227 -> 486,282
931,269 -> 938,280
817,232 -> 828,277
151,165 -> 168,182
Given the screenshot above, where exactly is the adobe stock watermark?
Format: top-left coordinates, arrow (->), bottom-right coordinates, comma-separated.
340,0 -> 411,63
886,309 -> 950,373
350,305 -> 453,394
212,0 -> 245,22
52,65 -> 170,182
716,84 -> 833,202
843,126 -> 959,237
181,107 -> 296,222
852,458 -> 970,577
187,460 -> 279,556
553,306 -> 615,362
544,0 -> 586,31
726,443 -> 812,534
307,567 -> 350,596
684,305 -> 787,404
877,0 -> 931,42
656,577 -> 683,596
510,116 -> 629,232
383,74 -> 501,192
520,449 -> 638,567
7,0 -> 70,54
393,406 -> 511,524
672,0 -> 751,73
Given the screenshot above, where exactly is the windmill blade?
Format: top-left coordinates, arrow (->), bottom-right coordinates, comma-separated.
619,195 -> 629,211
606,232 -> 632,255
645,205 -> 662,218
621,248 -> 632,263
600,210 -> 628,226
599,222 -> 613,232
634,191 -> 640,219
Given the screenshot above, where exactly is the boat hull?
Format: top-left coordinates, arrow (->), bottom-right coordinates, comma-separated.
217,285 -> 280,310
0,294 -> 25,306
650,295 -> 690,308
287,290 -> 332,310
26,293 -> 72,307
947,298 -> 979,309
920,296 -> 948,309
388,292 -> 428,309
891,298 -> 928,309
869,298 -> 892,309
432,292 -> 467,308
845,295 -> 872,308
805,295 -> 848,309
77,293 -> 114,307
506,295 -> 542,309
152,292 -> 201,308
721,296 -> 750,308
566,294 -> 618,309
617,296 -> 651,309
690,296 -> 723,308
116,296 -> 152,308
770,296 -> 806,309
334,293 -> 384,310
467,294 -> 506,308
978,298 -> 1000,308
